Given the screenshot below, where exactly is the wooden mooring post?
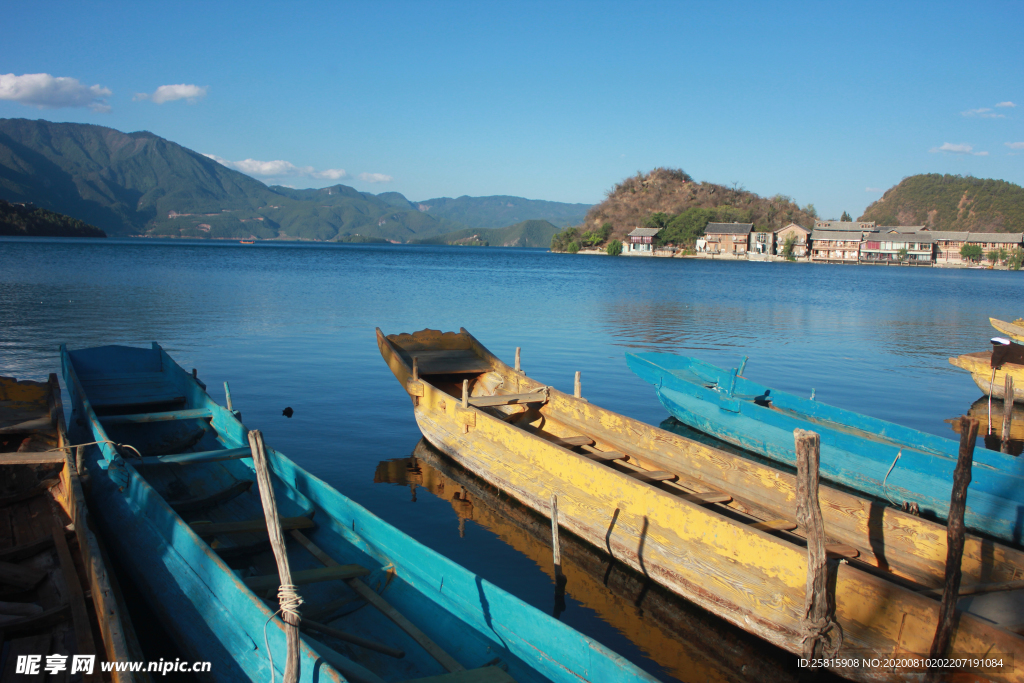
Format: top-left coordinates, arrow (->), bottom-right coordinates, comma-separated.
574,371 -> 581,399
927,416 -> 978,682
1003,376 -> 1015,454
249,430 -> 302,683
794,429 -> 835,662
550,494 -> 567,617
515,347 -> 521,372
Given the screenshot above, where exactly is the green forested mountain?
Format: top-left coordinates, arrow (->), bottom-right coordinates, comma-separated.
414,195 -> 590,228
410,219 -> 559,247
0,119 -> 585,242
0,199 -> 105,237
859,174 -> 1024,231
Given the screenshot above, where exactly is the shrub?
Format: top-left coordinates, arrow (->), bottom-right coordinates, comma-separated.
1007,247 -> 1024,271
960,243 -> 983,262
567,240 -> 580,254
606,239 -> 622,256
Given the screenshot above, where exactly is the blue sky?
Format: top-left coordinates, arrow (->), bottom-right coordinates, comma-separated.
2,1 -> 1022,219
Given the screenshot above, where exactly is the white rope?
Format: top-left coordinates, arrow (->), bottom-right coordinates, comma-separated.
64,440 -> 143,460
882,449 -> 903,507
263,584 -> 304,683
989,367 -> 997,435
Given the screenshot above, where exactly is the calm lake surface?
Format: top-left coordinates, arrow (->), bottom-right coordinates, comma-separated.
2,237 -> 1022,682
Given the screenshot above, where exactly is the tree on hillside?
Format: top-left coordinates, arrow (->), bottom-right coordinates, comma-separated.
840,211 -> 852,222
960,244 -> 983,262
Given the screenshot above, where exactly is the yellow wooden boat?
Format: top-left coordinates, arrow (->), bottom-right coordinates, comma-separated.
376,440 -> 804,683
0,374 -> 146,681
991,317 -> 1024,344
948,350 -> 1024,403
949,397 -> 1024,443
378,327 -> 1024,682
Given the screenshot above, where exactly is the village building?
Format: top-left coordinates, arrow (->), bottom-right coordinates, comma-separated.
965,233 -> 1024,260
860,232 -> 935,265
702,222 -> 753,255
773,223 -> 810,257
810,230 -> 862,264
625,227 -> 660,255
814,220 -> 876,234
749,229 -> 774,255
929,231 -> 971,265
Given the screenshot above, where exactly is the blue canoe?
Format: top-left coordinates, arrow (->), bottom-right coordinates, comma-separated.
626,351 -> 1024,546
63,342 -> 658,683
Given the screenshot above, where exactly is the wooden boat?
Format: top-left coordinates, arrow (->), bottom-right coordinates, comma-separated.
627,351 -> 1024,544
378,327 -> 1024,682
949,349 -> 1024,404
62,342 -> 656,683
991,317 -> 1024,343
0,374 -> 145,681
239,239 -> 256,245
949,397 -> 1024,444
375,440 -> 804,683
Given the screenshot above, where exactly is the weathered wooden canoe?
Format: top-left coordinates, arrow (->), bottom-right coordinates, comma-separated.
991,317 -> 1024,344
378,327 -> 1024,682
0,374 -> 146,682
376,440 -> 804,683
949,397 -> 1024,447
949,350 -> 1024,404
63,342 -> 657,683
627,351 -> 1024,543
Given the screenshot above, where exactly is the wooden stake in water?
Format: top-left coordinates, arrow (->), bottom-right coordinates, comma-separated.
1003,376 -> 1015,454
249,430 -> 302,683
515,347 -> 521,372
928,416 -> 978,680
550,494 -> 562,577
574,371 -> 581,398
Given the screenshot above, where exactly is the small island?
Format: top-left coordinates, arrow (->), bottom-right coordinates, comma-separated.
0,200 -> 106,238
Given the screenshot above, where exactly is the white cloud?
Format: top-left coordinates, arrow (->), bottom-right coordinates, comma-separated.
995,101 -> 1016,108
1006,142 -> 1024,150
358,172 -> 393,184
930,142 -> 988,156
204,153 -> 348,180
0,73 -> 111,112
865,187 -> 882,192
962,107 -> 1005,119
134,84 -> 207,104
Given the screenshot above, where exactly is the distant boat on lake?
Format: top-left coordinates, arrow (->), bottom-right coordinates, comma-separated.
239,239 -> 255,244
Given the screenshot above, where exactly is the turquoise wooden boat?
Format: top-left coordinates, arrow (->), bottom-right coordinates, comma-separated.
62,342 -> 658,683
626,351 -> 1024,546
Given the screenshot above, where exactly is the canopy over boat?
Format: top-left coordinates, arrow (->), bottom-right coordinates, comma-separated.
627,351 -> 1024,543
63,342 -> 656,683
379,327 -> 1024,682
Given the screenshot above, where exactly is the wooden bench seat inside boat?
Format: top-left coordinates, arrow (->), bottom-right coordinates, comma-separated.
80,371 -> 185,412
468,392 -> 547,408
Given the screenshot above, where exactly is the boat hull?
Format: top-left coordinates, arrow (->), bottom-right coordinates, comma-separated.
378,328 -> 1024,683
628,351 -> 1024,544
991,317 -> 1024,344
949,351 -> 1024,404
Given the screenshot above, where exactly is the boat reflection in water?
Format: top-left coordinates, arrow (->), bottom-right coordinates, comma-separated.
375,439 -> 823,683
948,396 -> 1024,456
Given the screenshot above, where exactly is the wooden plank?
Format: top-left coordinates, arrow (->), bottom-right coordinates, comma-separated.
0,452 -> 67,466
51,527 -> 100,682
579,450 -> 626,462
0,560 -> 46,590
98,408 -> 213,425
211,538 -> 271,560
148,447 -> 251,465
302,619 -> 405,658
920,578 -> 1024,599
289,530 -> 465,674
679,492 -> 732,505
824,544 -> 859,559
399,667 -> 516,683
400,350 -> 490,376
243,564 -> 370,592
795,429 -> 830,662
546,435 -> 594,448
750,519 -> 798,532
0,417 -> 52,435
168,480 -> 253,513
0,603 -> 71,636
0,479 -> 61,508
0,535 -> 54,563
627,470 -> 678,483
190,516 -> 313,537
467,392 -> 547,408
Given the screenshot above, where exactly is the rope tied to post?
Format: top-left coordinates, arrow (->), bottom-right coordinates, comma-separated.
263,584 -> 304,683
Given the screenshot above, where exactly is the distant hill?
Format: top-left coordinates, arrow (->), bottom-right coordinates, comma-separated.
414,195 -> 590,228
859,174 -> 1024,232
410,219 -> 559,247
0,119 -> 584,243
0,199 -> 105,237
578,168 -> 817,245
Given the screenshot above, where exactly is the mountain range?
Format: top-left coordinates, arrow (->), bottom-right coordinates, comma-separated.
0,119 -> 589,245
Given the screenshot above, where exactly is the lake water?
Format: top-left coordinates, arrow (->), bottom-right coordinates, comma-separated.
2,237 -> 1022,682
